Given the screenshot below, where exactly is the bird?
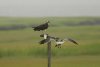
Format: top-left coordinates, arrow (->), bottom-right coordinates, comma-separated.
54,37 -> 78,48
32,21 -> 50,31
39,34 -> 78,48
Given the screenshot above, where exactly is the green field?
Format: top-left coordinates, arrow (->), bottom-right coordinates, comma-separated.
0,56 -> 100,67
0,17 -> 100,67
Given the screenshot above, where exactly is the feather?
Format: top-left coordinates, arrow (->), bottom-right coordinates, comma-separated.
68,38 -> 78,45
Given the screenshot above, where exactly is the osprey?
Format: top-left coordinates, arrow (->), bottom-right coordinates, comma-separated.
39,34 -> 78,48
32,21 -> 50,31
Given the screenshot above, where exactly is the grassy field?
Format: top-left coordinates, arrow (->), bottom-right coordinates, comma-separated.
0,26 -> 100,57
0,56 -> 100,67
0,17 -> 100,67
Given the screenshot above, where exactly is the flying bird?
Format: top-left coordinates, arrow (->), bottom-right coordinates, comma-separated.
54,37 -> 78,48
39,34 -> 78,48
32,21 -> 50,31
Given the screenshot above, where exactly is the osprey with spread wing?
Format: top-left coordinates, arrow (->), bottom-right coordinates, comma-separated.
39,34 -> 78,48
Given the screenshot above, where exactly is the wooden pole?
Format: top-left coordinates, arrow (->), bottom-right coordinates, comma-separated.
47,41 -> 51,67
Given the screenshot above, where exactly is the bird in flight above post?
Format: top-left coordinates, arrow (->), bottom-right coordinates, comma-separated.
54,37 -> 78,48
32,21 -> 50,32
39,34 -> 78,48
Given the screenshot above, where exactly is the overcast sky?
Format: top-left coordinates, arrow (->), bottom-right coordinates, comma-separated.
0,0 -> 100,17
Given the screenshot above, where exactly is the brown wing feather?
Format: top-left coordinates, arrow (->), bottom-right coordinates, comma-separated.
68,38 -> 78,45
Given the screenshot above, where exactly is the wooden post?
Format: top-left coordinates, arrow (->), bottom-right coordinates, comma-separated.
47,41 -> 51,67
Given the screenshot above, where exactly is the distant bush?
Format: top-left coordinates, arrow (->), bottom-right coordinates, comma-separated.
62,20 -> 100,26
0,24 -> 27,30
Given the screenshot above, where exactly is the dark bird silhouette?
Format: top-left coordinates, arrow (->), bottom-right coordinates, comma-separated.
32,21 -> 50,31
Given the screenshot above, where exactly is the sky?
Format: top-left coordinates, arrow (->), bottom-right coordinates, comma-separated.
0,0 -> 100,17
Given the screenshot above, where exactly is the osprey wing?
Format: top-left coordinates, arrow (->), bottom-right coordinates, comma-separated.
32,22 -> 49,31
67,38 -> 78,45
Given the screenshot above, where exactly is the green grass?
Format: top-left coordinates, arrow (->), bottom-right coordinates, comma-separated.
0,56 -> 100,67
0,25 -> 100,57
0,16 -> 100,57
0,17 -> 100,67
